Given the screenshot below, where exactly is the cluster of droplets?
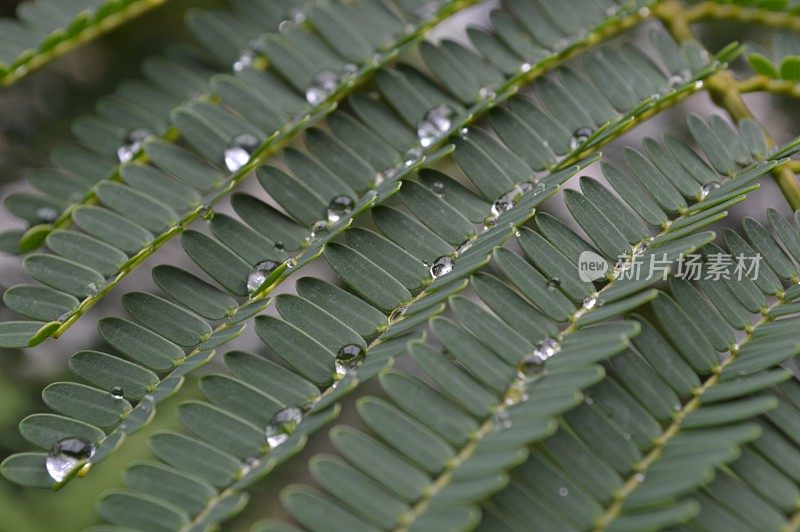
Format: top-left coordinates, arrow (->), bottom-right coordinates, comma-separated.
224,132 -> 260,172
308,195 -> 356,241
429,255 -> 454,279
417,104 -> 455,148
278,7 -> 306,33
233,39 -> 267,72
117,128 -> 152,163
45,438 -> 96,482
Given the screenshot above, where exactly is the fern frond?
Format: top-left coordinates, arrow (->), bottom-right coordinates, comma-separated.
0,0 -> 480,346
474,211 -> 800,530
0,0 -> 170,86
0,23 -> 731,493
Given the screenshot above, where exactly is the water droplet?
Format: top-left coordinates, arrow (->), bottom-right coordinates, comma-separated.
430,256 -> 454,278
458,127 -> 469,140
342,63 -> 359,80
430,181 -> 445,195
638,6 -> 650,17
374,166 -> 400,186
224,133 -> 259,172
582,293 -> 599,311
520,338 -> 560,376
495,410 -> 512,429
247,260 -> 280,294
117,128 -> 151,163
274,241 -> 285,251
491,192 -> 515,217
700,181 -> 720,199
520,61 -> 532,73
417,104 -> 455,148
233,40 -> 264,72
668,68 -> 691,88
404,147 -> 422,165
265,406 -> 303,449
546,278 -> 560,290
57,311 -> 71,322
199,206 -> 213,220
634,472 -> 646,482
693,80 -> 704,90
569,126 -> 594,151
46,438 -> 95,482
483,215 -> 497,230
279,7 -> 306,31
111,386 -> 124,399
306,70 -> 340,105
35,206 -> 58,224
622,432 -> 632,441
327,195 -> 354,224
632,241 -> 648,256
478,84 -> 497,100
86,282 -> 100,296
558,487 -> 569,497
286,257 -> 297,269
412,0 -> 441,21
455,238 -> 474,255
336,344 -> 365,376
310,220 -> 329,240
240,455 -> 261,476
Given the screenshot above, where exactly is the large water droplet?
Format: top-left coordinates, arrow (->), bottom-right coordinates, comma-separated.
582,293 -> 600,311
700,181 -> 720,199
569,126 -> 594,151
247,260 -> 280,294
111,386 -> 124,399
309,220 -> 329,240
117,128 -> 151,163
46,438 -> 95,482
336,344 -> 365,376
224,133 -> 259,172
491,192 -> 515,218
520,61 -> 533,73
265,406 -> 303,449
36,206 -> 59,224
306,70 -> 340,105
327,195 -> 354,224
417,104 -> 455,148
520,337 -> 560,376
430,256 -> 454,278
404,147 -> 423,165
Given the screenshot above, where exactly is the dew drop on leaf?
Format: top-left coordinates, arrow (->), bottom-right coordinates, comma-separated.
569,126 -> 594,151
117,128 -> 152,163
247,260 -> 280,294
265,406 -> 303,449
700,181 -> 720,199
326,195 -> 354,224
111,386 -> 124,399
417,104 -> 455,147
224,133 -> 259,172
430,256 -> 454,278
336,344 -> 365,377
46,438 -> 95,482
520,337 -> 560,376
306,70 -> 340,105
35,206 -> 58,224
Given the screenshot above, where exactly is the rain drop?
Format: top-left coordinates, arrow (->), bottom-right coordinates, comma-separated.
265,406 -> 304,449
240,455 -> 261,476
417,104 -> 455,147
546,278 -> 561,290
430,181 -> 445,195
86,282 -> 100,297
634,472 -> 646,482
519,61 -> 533,73
491,192 -> 515,218
117,128 -> 151,163
495,410 -> 512,429
35,206 -> 59,224
582,293 -> 599,311
326,195 -> 354,224
483,215 -> 497,230
46,438 -> 95,482
274,241 -> 285,251
224,133 -> 259,172
458,127 -> 469,140
632,241 -> 648,256
306,70 -> 340,105
233,40 -> 264,72
336,344 -> 365,376
478,84 -> 497,100
430,256 -> 454,278
558,487 -> 569,497
700,181 -> 720,199
455,238 -> 474,255
111,386 -> 124,399
247,260 -> 280,294
404,147 -> 422,165
520,337 -> 560,376
309,220 -> 329,239
569,126 -> 594,151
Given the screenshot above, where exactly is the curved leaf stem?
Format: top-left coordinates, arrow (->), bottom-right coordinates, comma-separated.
685,1 -> 800,31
